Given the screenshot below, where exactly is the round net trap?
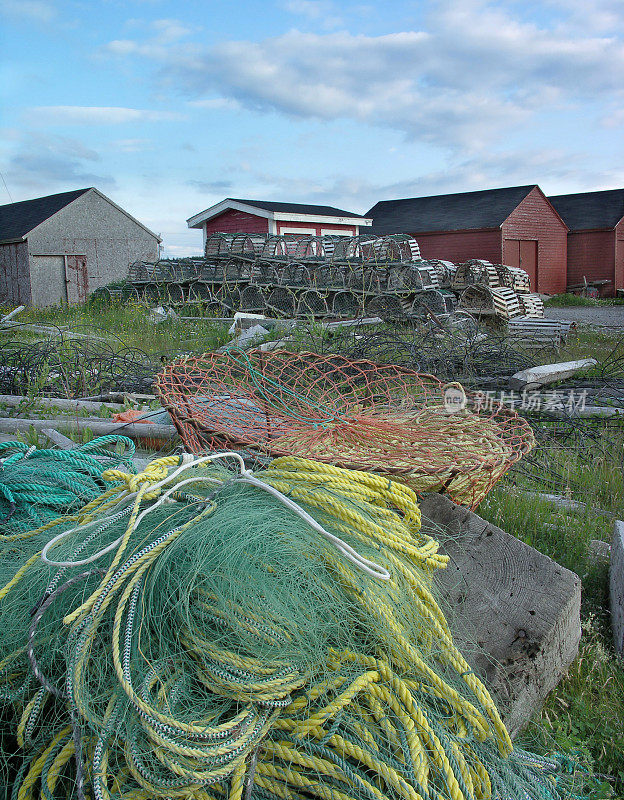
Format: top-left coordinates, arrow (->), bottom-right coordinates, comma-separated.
156,350 -> 536,507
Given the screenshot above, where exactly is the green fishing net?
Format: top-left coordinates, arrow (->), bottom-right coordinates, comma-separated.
0,454 -> 596,800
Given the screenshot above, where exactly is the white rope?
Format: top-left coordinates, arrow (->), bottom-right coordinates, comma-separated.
40,452 -> 390,580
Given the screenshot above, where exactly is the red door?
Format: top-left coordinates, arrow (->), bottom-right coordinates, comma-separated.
504,239 -> 538,291
519,240 -> 537,291
504,239 -> 520,269
65,255 -> 88,303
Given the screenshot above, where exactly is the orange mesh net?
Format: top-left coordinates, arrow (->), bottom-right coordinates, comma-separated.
156,349 -> 535,507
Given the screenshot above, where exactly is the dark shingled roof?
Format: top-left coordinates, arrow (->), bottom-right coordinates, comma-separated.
0,188 -> 90,243
548,189 -> 624,231
366,185 -> 537,234
229,198 -> 368,219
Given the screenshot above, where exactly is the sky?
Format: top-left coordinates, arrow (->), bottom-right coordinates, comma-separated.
1,0 -> 623,256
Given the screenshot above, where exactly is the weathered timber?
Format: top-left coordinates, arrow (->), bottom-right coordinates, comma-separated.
611,520 -> 624,656
0,305 -> 25,323
509,358 -> 597,390
0,416 -> 178,441
420,493 -> 581,736
0,394 -> 124,412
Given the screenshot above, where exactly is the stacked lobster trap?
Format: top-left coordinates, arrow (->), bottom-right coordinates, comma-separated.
100,233 -> 543,323
113,232 -> 451,320
454,259 -> 544,320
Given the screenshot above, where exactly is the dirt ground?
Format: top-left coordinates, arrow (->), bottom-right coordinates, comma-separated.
546,305 -> 624,328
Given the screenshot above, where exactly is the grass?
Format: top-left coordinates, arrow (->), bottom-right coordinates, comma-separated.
545,293 -> 624,307
11,299 -> 231,355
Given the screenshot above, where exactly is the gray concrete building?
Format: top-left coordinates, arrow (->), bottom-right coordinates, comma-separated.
0,188 -> 161,306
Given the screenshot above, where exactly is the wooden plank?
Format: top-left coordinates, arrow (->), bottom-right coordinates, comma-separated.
0,305 -> 25,323
42,428 -> 78,449
0,417 -> 178,441
611,521 -> 624,656
420,493 -> 581,735
509,359 -> 597,390
0,394 -> 124,412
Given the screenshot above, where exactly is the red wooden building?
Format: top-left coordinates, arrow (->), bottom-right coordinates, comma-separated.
549,189 -> 624,296
367,185 -> 568,293
187,198 -> 371,248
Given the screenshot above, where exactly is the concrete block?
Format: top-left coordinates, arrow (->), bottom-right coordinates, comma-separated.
420,494 -> 581,736
509,358 -> 597,390
611,521 -> 624,656
588,539 -> 611,566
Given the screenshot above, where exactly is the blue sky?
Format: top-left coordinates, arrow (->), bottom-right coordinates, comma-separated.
1,0 -> 623,255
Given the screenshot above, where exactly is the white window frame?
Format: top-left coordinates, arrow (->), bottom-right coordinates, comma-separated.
277,226 -> 317,236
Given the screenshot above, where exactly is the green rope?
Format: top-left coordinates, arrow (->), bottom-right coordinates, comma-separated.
0,435 -> 135,533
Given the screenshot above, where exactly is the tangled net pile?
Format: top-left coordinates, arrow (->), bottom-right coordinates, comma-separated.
287,324 -> 541,388
0,452 -> 591,799
156,350 -> 535,507
0,327 -> 157,398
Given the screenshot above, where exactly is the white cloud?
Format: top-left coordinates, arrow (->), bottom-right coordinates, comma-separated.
30,106 -> 184,125
104,17 -> 192,60
100,3 -> 624,153
281,0 -> 343,29
2,131 -> 113,193
0,0 -> 56,23
188,97 -> 242,110
219,144 -> 623,216
111,138 -> 153,153
151,18 -> 193,42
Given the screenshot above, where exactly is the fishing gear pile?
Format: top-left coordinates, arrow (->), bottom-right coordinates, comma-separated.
156,349 -> 535,507
0,452 -> 592,799
0,327 -> 157,398
104,232 -> 542,322
0,435 -> 135,534
287,324 -> 540,387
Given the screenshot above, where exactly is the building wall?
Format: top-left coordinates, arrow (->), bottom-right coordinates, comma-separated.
26,189 -> 160,305
566,230 -> 615,295
614,218 -> 624,294
501,187 -> 568,294
202,210 -> 269,238
0,241 -> 31,305
409,229 -> 502,264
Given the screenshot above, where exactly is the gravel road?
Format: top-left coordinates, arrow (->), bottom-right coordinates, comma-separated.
545,306 -> 624,328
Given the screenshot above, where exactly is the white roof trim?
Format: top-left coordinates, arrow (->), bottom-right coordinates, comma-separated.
275,212 -> 371,225
187,198 -> 371,229
187,199 -> 273,227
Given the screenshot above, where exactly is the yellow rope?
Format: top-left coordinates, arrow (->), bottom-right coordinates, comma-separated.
2,453 -> 567,800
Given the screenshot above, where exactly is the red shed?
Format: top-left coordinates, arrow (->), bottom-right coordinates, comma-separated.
548,189 -> 624,296
366,185 -> 568,293
187,198 -> 371,248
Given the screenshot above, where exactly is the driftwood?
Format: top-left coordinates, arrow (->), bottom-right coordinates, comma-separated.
521,490 -> 614,518
42,428 -> 79,448
0,394 -> 124,412
611,521 -> 624,656
0,305 -> 25,323
0,321 -> 112,342
0,416 -> 178,441
421,493 -> 581,735
509,359 -> 597,390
